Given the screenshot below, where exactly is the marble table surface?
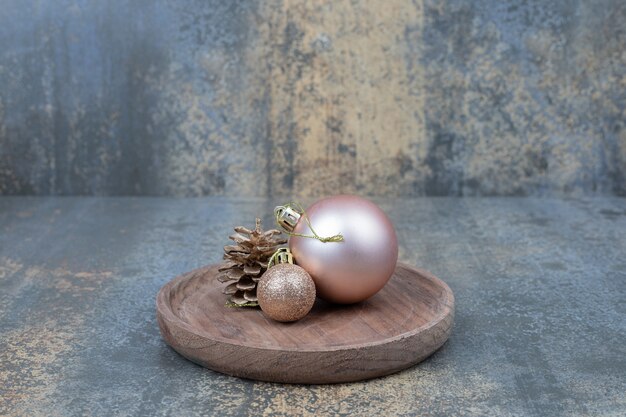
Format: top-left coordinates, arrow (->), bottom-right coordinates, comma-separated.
1,197 -> 624,416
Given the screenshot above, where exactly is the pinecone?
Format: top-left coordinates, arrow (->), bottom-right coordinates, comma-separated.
218,218 -> 287,306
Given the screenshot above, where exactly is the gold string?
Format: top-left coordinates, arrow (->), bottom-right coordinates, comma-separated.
267,249 -> 280,269
267,247 -> 287,268
225,301 -> 258,308
274,202 -> 344,243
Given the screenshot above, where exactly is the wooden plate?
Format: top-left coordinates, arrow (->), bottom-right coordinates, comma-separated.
156,263 -> 454,384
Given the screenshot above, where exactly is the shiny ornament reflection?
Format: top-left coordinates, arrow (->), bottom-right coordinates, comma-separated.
289,195 -> 398,304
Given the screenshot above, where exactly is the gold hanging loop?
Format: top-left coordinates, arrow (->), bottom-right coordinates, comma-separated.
267,247 -> 294,268
273,202 -> 344,243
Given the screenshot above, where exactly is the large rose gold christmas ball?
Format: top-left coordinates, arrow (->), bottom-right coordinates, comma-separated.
289,195 -> 398,304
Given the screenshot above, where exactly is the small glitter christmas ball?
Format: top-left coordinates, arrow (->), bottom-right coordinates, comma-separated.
257,263 -> 316,322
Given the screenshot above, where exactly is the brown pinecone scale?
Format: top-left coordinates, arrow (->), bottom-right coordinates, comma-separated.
218,218 -> 287,306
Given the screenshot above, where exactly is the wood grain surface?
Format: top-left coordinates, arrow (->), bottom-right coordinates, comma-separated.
156,263 -> 454,384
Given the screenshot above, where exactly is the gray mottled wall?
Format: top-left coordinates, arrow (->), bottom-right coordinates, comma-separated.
0,0 -> 624,197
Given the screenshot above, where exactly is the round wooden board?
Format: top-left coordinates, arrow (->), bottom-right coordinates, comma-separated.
156,263 -> 455,384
